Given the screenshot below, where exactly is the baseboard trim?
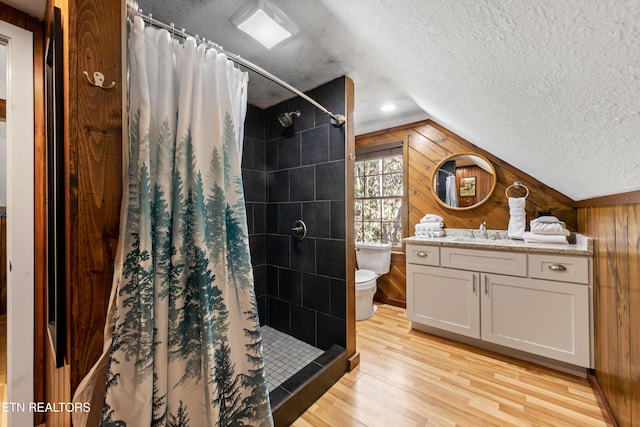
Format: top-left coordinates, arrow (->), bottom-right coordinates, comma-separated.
374,296 -> 406,309
587,370 -> 618,426
411,322 -> 589,377
348,351 -> 360,371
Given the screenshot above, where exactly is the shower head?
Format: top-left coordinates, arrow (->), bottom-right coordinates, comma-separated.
277,110 -> 301,127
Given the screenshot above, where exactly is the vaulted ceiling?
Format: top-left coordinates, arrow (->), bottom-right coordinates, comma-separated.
8,0 -> 640,200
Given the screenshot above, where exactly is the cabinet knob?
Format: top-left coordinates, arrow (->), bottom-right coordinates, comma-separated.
548,264 -> 567,271
417,251 -> 428,258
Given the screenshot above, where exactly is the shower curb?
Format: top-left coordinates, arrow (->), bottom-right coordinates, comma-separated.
270,345 -> 347,426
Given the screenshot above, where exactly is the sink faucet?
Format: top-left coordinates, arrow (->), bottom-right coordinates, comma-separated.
478,222 -> 488,239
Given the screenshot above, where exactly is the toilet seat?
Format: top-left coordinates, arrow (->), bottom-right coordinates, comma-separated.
356,269 -> 377,291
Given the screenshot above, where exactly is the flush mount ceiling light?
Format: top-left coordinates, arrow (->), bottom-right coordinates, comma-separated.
230,0 -> 299,49
380,103 -> 397,112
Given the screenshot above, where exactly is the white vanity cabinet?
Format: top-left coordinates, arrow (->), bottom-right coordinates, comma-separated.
406,242 -> 593,369
480,273 -> 590,367
407,264 -> 480,338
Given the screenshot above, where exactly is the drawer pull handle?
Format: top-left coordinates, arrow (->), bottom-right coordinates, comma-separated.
548,264 -> 567,271
472,274 -> 477,294
484,275 -> 489,296
417,251 -> 428,258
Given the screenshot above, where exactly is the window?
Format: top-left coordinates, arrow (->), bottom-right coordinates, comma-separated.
354,146 -> 403,246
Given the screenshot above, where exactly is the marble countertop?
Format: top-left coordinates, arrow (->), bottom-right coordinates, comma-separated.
404,229 -> 593,256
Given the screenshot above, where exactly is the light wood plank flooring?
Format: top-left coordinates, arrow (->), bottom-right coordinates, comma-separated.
294,304 -> 613,427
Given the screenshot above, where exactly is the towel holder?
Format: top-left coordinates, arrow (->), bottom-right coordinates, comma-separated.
506,182 -> 529,198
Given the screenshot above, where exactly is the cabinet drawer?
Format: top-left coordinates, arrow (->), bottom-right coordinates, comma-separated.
528,254 -> 589,284
406,244 -> 440,266
441,247 -> 527,277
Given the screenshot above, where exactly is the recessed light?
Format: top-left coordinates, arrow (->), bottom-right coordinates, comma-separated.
380,103 -> 397,112
231,0 -> 298,49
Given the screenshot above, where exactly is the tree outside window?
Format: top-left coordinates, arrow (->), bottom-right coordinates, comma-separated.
354,155 -> 402,246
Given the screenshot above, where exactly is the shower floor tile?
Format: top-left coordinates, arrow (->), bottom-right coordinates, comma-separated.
261,326 -> 323,391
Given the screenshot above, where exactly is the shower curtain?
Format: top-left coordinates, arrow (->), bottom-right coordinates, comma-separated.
73,16 -> 272,427
445,175 -> 458,208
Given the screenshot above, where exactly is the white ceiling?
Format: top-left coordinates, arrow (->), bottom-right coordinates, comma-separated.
6,0 -> 640,200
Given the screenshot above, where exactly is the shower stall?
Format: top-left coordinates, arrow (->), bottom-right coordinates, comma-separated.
242,77 -> 351,424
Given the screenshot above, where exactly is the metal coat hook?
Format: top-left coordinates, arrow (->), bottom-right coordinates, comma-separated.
84,71 -> 116,89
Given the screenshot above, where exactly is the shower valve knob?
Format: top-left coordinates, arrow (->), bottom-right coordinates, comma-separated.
291,220 -> 307,240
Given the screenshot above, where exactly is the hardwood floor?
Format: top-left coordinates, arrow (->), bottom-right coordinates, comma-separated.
293,304 -> 613,426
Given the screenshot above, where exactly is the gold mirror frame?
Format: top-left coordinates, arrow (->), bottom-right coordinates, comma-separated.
431,152 -> 497,211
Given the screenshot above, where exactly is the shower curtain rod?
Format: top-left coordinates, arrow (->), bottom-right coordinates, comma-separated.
128,6 -> 346,127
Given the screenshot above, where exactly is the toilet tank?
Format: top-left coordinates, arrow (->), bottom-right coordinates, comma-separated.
355,242 -> 392,275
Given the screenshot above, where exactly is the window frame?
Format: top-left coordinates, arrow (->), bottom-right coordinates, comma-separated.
353,136 -> 408,250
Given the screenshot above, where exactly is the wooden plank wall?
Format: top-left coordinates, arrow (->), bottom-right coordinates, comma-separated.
356,120 -> 576,306
44,0 -> 123,425
66,0 -> 122,392
456,165 -> 492,209
375,251 -> 406,307
578,203 -> 640,427
345,77 -> 357,366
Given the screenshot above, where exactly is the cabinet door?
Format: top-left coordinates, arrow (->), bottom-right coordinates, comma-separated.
480,274 -> 590,367
407,264 -> 480,338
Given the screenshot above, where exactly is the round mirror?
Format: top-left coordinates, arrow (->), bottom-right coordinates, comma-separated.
431,152 -> 496,210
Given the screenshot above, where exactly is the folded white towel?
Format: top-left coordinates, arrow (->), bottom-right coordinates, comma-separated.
529,221 -> 570,236
532,216 -> 561,224
415,222 -> 444,230
523,232 -> 568,244
420,214 -> 444,224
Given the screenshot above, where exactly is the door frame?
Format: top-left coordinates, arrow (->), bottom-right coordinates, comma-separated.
1,18 -> 34,426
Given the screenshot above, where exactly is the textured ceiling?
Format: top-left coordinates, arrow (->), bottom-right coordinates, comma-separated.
316,0 -> 640,201
135,0 -> 429,134
5,0 -> 634,200
136,0 -> 639,200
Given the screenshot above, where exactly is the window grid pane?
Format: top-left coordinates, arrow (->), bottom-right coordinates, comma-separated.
382,173 -> 403,197
354,154 -> 403,245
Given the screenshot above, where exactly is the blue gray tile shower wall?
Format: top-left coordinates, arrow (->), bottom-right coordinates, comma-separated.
242,77 -> 347,351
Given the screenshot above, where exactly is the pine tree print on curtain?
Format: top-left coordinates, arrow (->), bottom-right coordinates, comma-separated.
75,16 -> 272,427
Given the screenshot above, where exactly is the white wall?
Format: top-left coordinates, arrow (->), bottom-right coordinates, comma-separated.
0,43 -> 5,99
1,43 -> 6,206
2,19 -> 35,425
0,122 -> 6,206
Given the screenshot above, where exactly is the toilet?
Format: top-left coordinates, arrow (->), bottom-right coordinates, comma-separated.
355,242 -> 392,320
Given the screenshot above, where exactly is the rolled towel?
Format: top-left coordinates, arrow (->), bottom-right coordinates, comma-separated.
420,214 -> 444,224
523,232 -> 568,244
530,221 -> 570,236
508,197 -> 526,239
